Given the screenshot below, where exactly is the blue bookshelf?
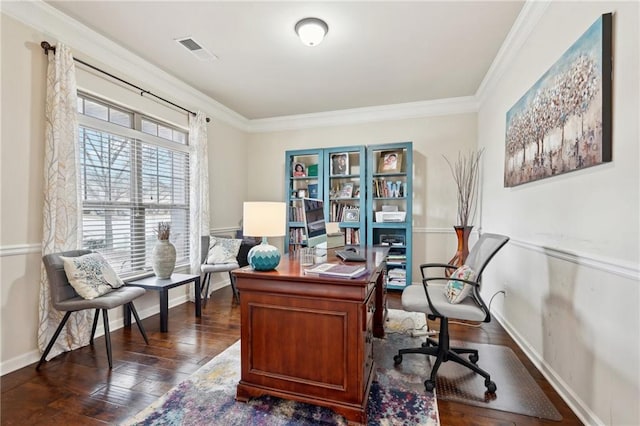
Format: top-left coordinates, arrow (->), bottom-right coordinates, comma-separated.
284,149 -> 324,255
366,142 -> 413,290
323,146 -> 366,247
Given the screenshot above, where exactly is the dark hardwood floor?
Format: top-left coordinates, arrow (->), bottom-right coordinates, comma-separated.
1,287 -> 582,425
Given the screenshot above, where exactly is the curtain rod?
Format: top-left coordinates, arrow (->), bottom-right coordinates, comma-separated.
41,41 -> 210,123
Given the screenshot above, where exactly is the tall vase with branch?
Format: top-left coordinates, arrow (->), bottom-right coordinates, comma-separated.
443,149 -> 484,268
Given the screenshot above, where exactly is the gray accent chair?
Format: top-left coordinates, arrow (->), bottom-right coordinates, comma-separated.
200,236 -> 240,304
393,233 -> 509,393
200,236 -> 259,304
37,250 -> 149,370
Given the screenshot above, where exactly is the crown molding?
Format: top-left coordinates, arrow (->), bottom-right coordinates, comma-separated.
2,0 -> 546,133
476,0 -> 551,104
1,0 -> 249,131
247,96 -> 479,133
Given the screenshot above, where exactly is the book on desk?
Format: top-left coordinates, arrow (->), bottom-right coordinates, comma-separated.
303,262 -> 368,279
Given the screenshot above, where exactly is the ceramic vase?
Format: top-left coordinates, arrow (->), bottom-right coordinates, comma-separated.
447,225 -> 473,274
152,239 -> 176,278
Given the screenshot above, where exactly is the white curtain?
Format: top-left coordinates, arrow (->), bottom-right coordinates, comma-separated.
37,44 -> 92,359
188,112 -> 210,300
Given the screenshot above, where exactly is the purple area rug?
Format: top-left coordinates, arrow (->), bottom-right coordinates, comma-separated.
126,313 -> 438,425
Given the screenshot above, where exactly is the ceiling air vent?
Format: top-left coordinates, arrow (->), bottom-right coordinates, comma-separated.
175,36 -> 218,61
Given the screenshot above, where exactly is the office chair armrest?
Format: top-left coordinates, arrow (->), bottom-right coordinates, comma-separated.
422,277 -> 491,322
419,262 -> 458,279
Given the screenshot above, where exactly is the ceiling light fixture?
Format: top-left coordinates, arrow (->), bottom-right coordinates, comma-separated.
295,17 -> 328,47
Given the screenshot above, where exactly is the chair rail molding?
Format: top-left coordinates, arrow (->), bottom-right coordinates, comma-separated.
510,238 -> 639,281
0,243 -> 41,257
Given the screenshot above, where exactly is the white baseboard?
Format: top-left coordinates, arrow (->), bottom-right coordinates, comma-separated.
0,283 -> 234,375
492,311 -> 603,426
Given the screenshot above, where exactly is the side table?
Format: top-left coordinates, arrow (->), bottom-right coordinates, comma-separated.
124,273 -> 201,332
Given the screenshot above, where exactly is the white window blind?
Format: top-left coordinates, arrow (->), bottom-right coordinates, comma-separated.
77,94 -> 190,276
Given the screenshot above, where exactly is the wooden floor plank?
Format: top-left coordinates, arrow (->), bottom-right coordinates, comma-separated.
1,286 -> 582,425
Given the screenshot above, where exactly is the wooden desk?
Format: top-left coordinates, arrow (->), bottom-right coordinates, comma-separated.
124,273 -> 201,332
233,247 -> 388,425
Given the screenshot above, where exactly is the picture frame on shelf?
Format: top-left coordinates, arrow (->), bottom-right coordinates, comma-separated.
331,152 -> 349,176
293,162 -> 306,177
338,182 -> 354,198
344,207 -> 360,222
378,150 -> 402,173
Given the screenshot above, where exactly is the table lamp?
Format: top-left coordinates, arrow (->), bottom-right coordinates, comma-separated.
243,201 -> 287,271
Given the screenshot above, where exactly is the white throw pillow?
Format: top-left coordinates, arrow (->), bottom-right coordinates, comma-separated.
443,265 -> 476,304
61,252 -> 124,300
206,237 -> 242,264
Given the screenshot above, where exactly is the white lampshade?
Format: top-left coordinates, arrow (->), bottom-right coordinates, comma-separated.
243,202 -> 286,237
295,18 -> 328,47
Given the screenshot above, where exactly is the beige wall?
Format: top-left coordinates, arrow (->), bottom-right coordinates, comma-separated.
246,114 -> 478,280
0,13 -> 248,373
5,4 -> 637,424
478,2 -> 639,425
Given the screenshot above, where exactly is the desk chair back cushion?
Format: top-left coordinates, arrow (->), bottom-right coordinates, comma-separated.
443,234 -> 511,304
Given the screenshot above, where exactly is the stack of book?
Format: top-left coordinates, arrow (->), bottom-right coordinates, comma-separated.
387,268 -> 407,286
386,253 -> 406,266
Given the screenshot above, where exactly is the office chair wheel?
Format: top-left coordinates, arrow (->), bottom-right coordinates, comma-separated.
424,379 -> 436,392
393,354 -> 403,365
469,353 -> 479,363
485,379 -> 497,393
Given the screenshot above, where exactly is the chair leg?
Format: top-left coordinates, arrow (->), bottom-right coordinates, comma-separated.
128,302 -> 149,344
201,272 -> 211,301
36,311 -> 72,370
90,309 -> 100,345
228,272 -> 240,304
102,309 -> 113,369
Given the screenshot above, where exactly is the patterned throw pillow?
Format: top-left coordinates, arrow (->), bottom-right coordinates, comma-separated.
61,253 -> 124,300
206,237 -> 242,264
443,265 -> 476,304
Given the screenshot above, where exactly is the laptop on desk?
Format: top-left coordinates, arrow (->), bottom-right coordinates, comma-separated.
335,249 -> 366,262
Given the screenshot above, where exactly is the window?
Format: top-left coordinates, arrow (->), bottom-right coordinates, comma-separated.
77,93 -> 190,276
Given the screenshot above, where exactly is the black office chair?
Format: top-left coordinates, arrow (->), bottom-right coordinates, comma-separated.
37,250 -> 149,370
393,233 -> 509,393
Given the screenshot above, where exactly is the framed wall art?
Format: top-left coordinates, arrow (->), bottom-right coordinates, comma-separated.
504,13 -> 612,187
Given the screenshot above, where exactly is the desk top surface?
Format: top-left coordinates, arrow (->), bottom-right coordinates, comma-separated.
233,246 -> 389,285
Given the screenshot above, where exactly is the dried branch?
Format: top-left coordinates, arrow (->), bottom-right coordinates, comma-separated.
156,222 -> 171,240
443,149 -> 484,227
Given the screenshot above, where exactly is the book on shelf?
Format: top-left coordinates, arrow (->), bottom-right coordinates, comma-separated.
308,183 -> 319,199
303,262 -> 368,279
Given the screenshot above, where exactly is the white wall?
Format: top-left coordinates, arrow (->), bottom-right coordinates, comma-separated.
246,114 -> 478,280
0,12 -> 248,373
478,2 -> 639,425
